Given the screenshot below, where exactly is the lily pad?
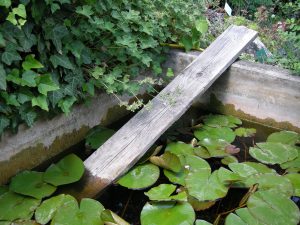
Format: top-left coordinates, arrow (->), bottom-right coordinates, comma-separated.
225,213 -> 247,225
101,209 -> 130,225
194,126 -> 236,143
195,220 -> 213,225
188,195 -> 215,211
163,169 -> 187,186
85,126 -> 115,149
247,190 -> 300,225
234,208 -> 261,225
150,152 -> 181,172
249,142 -> 298,165
267,131 -> 299,145
145,184 -> 187,201
228,162 -> 275,178
140,202 -> 195,225
203,114 -> 242,128
199,138 -> 230,157
285,173 -> 300,197
0,220 -> 40,225
165,142 -> 195,156
9,171 -> 56,199
43,154 -> 84,186
0,192 -> 40,221
0,186 -> 8,196
235,127 -> 256,137
50,197 -> 105,225
193,146 -> 211,158
184,155 -> 211,173
221,155 -> 238,165
118,163 -> 160,189
35,194 -> 74,224
281,155 -> 300,171
217,167 -> 241,184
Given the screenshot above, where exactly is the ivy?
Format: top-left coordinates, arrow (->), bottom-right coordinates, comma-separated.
0,0 -> 207,135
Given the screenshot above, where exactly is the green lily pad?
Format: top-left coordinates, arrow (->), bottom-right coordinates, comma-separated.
195,220 -> 213,225
203,114 -> 242,128
35,194 -> 74,224
221,155 -> 238,165
229,162 -> 275,178
43,154 -> 84,186
187,195 -> 215,211
1,220 -> 40,225
217,167 -> 241,184
9,171 -> 56,199
0,192 -> 40,221
150,152 -> 181,172
165,142 -> 195,156
193,146 -> 211,158
199,138 -> 229,157
145,184 -> 187,201
235,127 -> 256,137
140,202 -> 195,225
234,208 -> 261,225
194,126 -> 236,143
163,169 -> 187,186
184,155 -> 211,173
249,142 -> 298,165
118,163 -> 160,189
0,186 -> 8,196
285,173 -> 300,197
225,213 -> 247,225
50,197 -> 104,225
281,155 -> 300,171
245,174 -> 294,197
85,126 -> 115,149
247,190 -> 300,225
267,131 -> 299,145
101,209 -> 130,225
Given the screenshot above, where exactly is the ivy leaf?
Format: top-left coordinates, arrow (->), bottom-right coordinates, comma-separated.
1,92 -> 20,106
58,96 -> 76,114
0,0 -> 11,8
21,70 -> 38,87
21,110 -> 37,127
1,50 -> 22,65
0,116 -> 10,134
45,25 -> 68,53
50,54 -> 74,70
32,95 -> 49,111
48,89 -> 65,107
91,66 -> 104,79
22,55 -> 43,71
17,88 -> 34,104
0,64 -> 6,90
36,74 -> 60,95
6,68 -> 22,85
0,32 -> 5,48
13,4 -> 27,19
66,40 -> 85,59
75,5 -> 94,18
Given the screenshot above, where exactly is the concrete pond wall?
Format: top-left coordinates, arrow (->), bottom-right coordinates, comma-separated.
1,50 -> 299,184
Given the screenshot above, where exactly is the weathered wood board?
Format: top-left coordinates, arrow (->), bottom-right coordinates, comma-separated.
69,25 -> 258,199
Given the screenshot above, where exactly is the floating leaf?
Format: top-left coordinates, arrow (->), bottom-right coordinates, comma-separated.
51,196 -> 104,225
35,194 -> 74,224
0,192 -> 40,221
225,213 -> 247,225
0,186 -> 8,196
285,173 -> 300,197
235,127 -> 256,137
229,162 -> 275,178
22,55 -> 43,71
249,142 -> 298,165
118,163 -> 160,190
163,169 -> 187,186
193,146 -> 211,158
165,142 -> 195,156
195,220 -> 213,225
145,184 -> 187,201
85,127 -> 115,149
281,155 -> 300,171
199,138 -> 229,157
150,152 -> 181,173
194,126 -> 236,143
188,195 -> 215,211
247,190 -> 300,225
267,131 -> 299,145
9,171 -> 56,199
101,209 -> 130,225
203,115 -> 242,128
141,202 -> 195,225
221,155 -> 238,165
43,154 -> 84,186
217,167 -> 241,184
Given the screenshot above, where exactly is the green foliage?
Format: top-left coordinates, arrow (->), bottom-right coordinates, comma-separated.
0,0 -> 206,135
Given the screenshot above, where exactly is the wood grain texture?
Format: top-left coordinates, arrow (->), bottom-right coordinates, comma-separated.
71,25 -> 258,199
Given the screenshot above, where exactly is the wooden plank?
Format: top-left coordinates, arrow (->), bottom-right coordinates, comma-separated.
68,25 -> 257,199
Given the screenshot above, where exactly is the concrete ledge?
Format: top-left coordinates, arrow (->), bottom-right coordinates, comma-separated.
1,50 -> 299,184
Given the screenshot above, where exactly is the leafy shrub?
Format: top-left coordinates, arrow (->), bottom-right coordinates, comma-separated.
0,0 -> 206,135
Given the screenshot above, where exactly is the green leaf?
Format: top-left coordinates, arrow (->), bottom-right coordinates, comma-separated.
0,32 -> 6,48
45,25 -> 68,53
75,5 -> 94,18
225,213 -> 247,225
21,70 -> 37,87
118,163 -> 160,190
165,141 -> 195,156
17,88 -> 34,104
22,55 -> 43,71
0,64 -> 6,90
50,54 -> 74,70
1,50 -> 22,65
203,114 -> 242,128
85,126 -> 115,149
13,4 -> 26,19
145,184 -> 187,201
149,152 -> 182,173
6,69 -> 22,85
9,171 -> 56,199
141,202 -> 195,225
195,18 -> 208,34
36,74 -> 59,95
32,95 -> 48,111
195,220 -> 213,225
90,66 -> 105,80
0,192 -> 40,221
234,127 -> 256,137
58,96 -> 76,114
221,155 -> 238,165
1,92 -> 20,106
166,68 -> 174,77
0,0 -> 11,8
228,162 -> 275,178
267,131 -> 299,145
247,190 -> 300,225
21,110 -> 37,127
43,154 -> 84,186
194,126 -> 236,143
0,116 -> 10,134
249,142 -> 298,165
180,36 -> 193,51
285,173 -> 300,197
101,209 -> 130,225
163,169 -> 187,186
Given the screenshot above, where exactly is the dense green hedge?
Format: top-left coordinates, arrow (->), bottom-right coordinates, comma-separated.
0,0 -> 206,135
